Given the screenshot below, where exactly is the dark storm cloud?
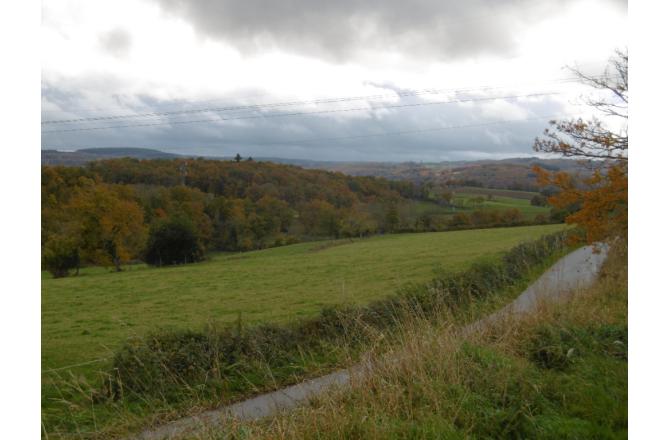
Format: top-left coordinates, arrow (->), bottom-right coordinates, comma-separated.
153,0 -> 569,62
41,85 -> 567,161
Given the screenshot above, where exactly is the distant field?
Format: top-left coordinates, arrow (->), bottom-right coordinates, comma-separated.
452,186 -> 539,200
452,192 -> 550,218
42,224 -> 565,374
402,193 -> 549,223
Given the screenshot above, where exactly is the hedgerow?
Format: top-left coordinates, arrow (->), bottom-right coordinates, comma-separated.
104,231 -> 569,401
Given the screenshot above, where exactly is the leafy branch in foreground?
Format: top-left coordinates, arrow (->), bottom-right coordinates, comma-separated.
534,49 -> 628,244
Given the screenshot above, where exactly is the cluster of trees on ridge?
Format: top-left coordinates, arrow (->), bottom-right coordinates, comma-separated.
42,158 -> 556,277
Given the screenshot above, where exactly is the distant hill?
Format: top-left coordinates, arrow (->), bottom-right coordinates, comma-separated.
41,148 -> 182,165
41,148 -> 590,192
76,148 -> 182,159
278,157 -> 592,192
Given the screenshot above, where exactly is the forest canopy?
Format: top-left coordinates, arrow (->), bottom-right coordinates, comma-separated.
42,159 -> 423,275
42,158 -> 552,277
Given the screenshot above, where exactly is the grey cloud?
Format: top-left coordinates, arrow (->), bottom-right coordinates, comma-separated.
98,28 -> 132,57
41,84 -> 566,161
153,0 -> 573,62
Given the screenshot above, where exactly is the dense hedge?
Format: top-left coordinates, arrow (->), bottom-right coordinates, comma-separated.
104,231 -> 569,400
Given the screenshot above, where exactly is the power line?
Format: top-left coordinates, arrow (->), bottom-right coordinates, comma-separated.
41,92 -> 558,134
41,76 -> 606,125
40,87 -> 487,125
42,113 -> 582,152
251,113 -> 582,146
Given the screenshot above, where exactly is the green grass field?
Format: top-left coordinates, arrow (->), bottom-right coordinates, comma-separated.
403,190 -> 550,221
453,192 -> 550,217
451,186 -> 540,200
42,224 -> 564,374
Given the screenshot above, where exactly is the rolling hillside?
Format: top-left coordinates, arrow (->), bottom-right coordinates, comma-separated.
40,148 -> 590,193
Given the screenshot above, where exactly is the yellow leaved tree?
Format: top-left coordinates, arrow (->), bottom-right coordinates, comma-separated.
533,49 -> 627,244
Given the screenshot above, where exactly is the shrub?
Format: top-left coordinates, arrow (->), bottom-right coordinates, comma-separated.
42,236 -> 80,278
145,217 -> 204,266
531,194 -> 548,206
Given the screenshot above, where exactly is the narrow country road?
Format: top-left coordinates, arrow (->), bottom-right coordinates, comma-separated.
131,244 -> 608,440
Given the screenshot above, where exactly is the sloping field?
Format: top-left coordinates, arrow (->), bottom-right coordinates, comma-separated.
453,192 -> 550,217
42,224 -> 565,373
452,185 -> 539,200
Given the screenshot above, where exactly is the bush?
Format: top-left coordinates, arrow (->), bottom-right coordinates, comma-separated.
43,236 -> 80,278
531,194 -> 548,206
145,217 -> 204,266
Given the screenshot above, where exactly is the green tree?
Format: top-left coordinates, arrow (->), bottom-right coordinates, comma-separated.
145,217 -> 204,266
384,204 -> 400,233
42,235 -> 80,278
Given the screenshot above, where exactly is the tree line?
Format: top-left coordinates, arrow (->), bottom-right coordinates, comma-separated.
41,159 -> 424,276
42,158 -> 555,277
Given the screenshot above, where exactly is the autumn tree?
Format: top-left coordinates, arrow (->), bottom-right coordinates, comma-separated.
449,212 -> 471,228
300,200 -> 342,237
533,49 -> 627,243
66,184 -> 147,271
342,206 -> 378,238
439,190 -> 453,206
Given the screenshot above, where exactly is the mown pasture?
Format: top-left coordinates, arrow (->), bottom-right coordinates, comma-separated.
42,224 -> 564,374
452,192 -> 549,218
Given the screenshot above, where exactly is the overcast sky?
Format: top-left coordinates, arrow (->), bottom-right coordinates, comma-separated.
41,0 -> 627,162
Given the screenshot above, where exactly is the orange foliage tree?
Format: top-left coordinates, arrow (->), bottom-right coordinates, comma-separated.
65,183 -> 147,271
533,50 -> 627,244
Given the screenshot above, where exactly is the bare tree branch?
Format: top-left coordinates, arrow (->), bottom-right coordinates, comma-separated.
534,49 -> 628,166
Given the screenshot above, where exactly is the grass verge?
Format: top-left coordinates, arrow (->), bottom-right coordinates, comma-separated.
204,242 -> 627,439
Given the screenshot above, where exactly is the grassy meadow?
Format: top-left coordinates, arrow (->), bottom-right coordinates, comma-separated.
42,224 -> 564,374
451,185 -> 540,200
452,191 -> 550,218
399,190 -> 551,226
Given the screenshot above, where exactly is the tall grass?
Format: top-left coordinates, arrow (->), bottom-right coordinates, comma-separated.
203,241 -> 627,439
